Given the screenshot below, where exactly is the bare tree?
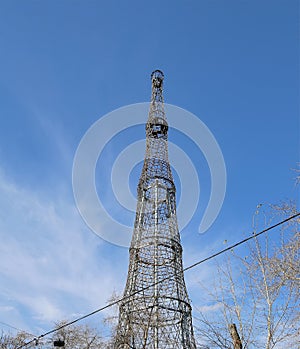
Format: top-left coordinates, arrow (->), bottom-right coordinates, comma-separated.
0,331 -> 36,349
194,202 -> 299,349
50,321 -> 109,349
0,323 -> 108,349
194,251 -> 258,349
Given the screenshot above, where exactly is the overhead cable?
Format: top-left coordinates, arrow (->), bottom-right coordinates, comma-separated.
16,211 -> 300,349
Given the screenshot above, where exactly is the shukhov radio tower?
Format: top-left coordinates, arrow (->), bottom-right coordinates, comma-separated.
114,70 -> 196,349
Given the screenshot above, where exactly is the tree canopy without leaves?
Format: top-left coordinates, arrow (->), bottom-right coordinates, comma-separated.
194,202 -> 299,349
0,322 -> 112,349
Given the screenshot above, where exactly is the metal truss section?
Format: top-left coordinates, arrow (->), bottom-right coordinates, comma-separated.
114,70 -> 196,349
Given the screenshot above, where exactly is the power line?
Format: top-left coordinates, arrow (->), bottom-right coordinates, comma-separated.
16,212 -> 300,349
184,211 -> 300,273
0,320 -> 36,339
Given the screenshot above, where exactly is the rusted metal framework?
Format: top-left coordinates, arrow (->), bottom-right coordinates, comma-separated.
114,70 -> 196,349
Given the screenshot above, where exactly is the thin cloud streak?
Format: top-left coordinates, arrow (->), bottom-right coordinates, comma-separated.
0,169 -> 124,333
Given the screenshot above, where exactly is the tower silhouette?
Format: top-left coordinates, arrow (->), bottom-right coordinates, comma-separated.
114,70 -> 196,349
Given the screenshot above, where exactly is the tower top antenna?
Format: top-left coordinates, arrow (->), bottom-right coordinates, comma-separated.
151,69 -> 164,87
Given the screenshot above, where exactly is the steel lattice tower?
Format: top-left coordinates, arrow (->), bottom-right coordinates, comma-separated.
114,70 -> 196,349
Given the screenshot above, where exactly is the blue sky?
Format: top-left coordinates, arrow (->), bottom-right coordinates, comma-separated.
0,0 -> 299,339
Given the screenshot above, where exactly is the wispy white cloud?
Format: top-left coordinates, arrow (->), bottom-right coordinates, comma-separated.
197,302 -> 223,314
0,169 -> 126,334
